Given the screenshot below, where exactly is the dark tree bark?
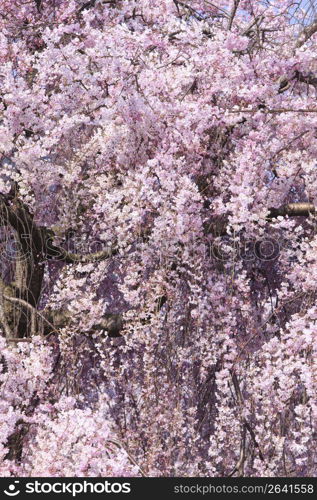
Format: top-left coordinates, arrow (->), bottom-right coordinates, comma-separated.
0,191 -> 119,339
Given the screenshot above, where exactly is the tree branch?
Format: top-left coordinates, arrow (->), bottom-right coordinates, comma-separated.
295,70 -> 317,89
241,15 -> 264,37
46,244 -> 118,264
230,371 -> 265,465
231,107 -> 317,113
267,202 -> 315,219
296,17 -> 317,48
206,203 -> 316,237
34,0 -> 42,13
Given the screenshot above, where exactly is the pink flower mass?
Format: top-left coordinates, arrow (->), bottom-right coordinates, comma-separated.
0,0 -> 316,478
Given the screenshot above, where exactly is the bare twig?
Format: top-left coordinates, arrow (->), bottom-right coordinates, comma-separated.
242,15 -> 264,36
228,0 -> 240,31
205,1 -> 230,18
269,130 -> 310,161
106,439 -> 146,477
172,0 -> 204,20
